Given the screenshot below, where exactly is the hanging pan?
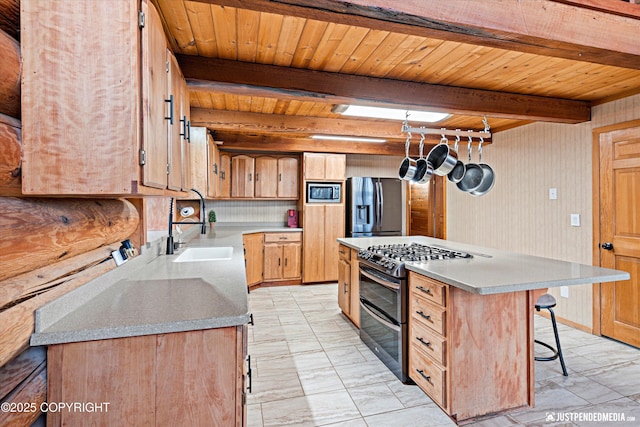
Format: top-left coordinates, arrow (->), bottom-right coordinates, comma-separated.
427,133 -> 457,176
412,133 -> 433,184
456,136 -> 484,193
470,138 -> 495,196
447,134 -> 465,183
399,132 -> 418,181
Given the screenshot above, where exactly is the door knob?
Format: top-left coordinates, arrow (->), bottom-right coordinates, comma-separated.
601,242 -> 614,250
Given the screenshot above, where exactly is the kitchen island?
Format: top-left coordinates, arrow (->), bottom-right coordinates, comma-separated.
338,235 -> 629,424
30,225 -> 298,426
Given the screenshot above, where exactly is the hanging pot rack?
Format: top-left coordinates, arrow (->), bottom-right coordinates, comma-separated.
401,115 -> 491,140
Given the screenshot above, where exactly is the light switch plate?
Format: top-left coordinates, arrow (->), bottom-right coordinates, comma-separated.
570,214 -> 580,227
560,286 -> 569,298
549,188 -> 558,200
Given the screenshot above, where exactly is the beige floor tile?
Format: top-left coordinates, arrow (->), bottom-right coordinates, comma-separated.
260,390 -> 360,427
347,382 -> 404,416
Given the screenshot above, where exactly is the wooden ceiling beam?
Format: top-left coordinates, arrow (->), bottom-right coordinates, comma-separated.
180,56 -> 591,124
194,0 -> 640,69
212,132 -> 422,156
190,108 -> 415,138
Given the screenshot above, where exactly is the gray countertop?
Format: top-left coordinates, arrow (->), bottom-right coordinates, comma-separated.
338,236 -> 629,295
30,225 -> 302,346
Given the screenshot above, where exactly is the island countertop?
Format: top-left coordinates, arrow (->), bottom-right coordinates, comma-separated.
30,225 -> 302,346
338,235 -> 629,295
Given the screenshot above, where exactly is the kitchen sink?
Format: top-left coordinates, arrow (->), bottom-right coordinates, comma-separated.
173,247 -> 233,262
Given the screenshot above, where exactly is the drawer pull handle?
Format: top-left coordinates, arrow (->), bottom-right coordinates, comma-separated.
280,236 -> 287,240
416,369 -> 432,384
416,337 -> 431,347
416,311 -> 431,321
416,286 -> 432,295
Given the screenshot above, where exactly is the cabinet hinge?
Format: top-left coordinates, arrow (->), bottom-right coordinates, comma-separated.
242,392 -> 247,406
167,163 -> 171,175
166,61 -> 170,73
139,149 -> 146,166
138,11 -> 145,29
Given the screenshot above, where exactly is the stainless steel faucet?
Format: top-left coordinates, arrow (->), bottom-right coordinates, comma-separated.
166,188 -> 207,255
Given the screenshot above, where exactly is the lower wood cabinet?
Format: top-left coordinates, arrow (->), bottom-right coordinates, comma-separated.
408,272 -> 533,423
243,232 -> 302,287
337,244 -> 360,327
243,233 -> 264,287
47,326 -> 249,426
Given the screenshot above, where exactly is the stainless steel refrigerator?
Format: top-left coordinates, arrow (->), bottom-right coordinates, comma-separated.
346,177 -> 403,237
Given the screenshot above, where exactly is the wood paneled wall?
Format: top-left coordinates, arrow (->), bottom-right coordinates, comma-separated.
447,93 -> 640,330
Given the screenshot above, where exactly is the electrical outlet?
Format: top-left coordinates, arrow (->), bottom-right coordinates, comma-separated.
549,188 -> 558,200
570,214 -> 580,227
560,286 -> 569,298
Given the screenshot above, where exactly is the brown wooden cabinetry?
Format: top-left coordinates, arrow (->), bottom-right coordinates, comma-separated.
408,272 -> 532,423
337,244 -> 360,327
303,204 -> 344,283
232,155 -> 255,198
21,0 -> 187,196
303,153 -> 346,181
219,154 -> 232,198
263,233 -> 302,282
255,156 -> 278,198
243,233 -> 264,287
47,327 -> 248,426
277,157 -> 300,198
207,135 -> 220,198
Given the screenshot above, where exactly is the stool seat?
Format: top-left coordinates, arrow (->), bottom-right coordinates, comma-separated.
535,293 -> 557,310
534,293 -> 568,376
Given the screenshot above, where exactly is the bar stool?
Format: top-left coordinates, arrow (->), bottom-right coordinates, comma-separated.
534,293 -> 568,376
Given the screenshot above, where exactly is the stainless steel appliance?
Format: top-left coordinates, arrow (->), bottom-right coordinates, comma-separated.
346,177 -> 402,237
357,243 -> 472,383
306,182 -> 341,203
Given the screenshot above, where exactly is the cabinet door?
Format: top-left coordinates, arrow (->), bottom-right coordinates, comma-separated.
179,74 -> 191,191
324,204 -> 345,281
188,127 -> 208,195
325,154 -> 346,180
304,153 -> 327,180
278,157 -> 299,198
206,136 -> 219,198
167,51 -> 183,191
263,244 -> 283,281
231,155 -> 255,198
141,1 -> 169,190
282,242 -> 301,279
338,258 -> 351,315
243,233 -> 263,286
255,156 -> 278,198
303,204 -> 325,283
219,154 -> 231,198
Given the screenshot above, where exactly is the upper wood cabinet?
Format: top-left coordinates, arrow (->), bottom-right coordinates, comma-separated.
303,153 -> 346,181
255,156 -> 278,198
219,154 -> 231,198
277,157 -> 299,198
21,0 -> 187,196
231,155 -> 255,198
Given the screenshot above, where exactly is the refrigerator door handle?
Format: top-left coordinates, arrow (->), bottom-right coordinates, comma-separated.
377,180 -> 384,227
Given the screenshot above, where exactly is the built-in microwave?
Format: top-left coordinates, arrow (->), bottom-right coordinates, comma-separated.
306,182 -> 342,203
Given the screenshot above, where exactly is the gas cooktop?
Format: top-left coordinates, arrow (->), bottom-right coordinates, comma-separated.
358,243 -> 472,277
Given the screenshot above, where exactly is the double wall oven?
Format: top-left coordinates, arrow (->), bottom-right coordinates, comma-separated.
357,243 -> 472,383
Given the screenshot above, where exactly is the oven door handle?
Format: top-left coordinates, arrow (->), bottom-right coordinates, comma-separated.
360,268 -> 400,291
360,298 -> 401,332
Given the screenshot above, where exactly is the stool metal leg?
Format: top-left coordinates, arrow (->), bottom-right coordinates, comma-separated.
548,307 -> 568,376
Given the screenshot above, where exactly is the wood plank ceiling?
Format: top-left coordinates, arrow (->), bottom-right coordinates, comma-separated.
153,0 -> 640,154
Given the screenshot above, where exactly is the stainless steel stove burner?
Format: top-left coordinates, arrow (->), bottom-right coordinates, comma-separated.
357,242 -> 471,277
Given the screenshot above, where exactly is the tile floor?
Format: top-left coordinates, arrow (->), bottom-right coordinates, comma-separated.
247,284 -> 640,427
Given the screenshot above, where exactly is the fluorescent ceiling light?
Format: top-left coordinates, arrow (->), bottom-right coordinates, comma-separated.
335,105 -> 450,123
311,135 -> 386,143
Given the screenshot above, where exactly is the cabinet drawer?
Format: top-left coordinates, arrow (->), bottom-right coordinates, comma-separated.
410,273 -> 447,307
410,294 -> 447,336
338,245 -> 351,261
264,232 -> 301,243
410,347 -> 446,408
410,319 -> 447,366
